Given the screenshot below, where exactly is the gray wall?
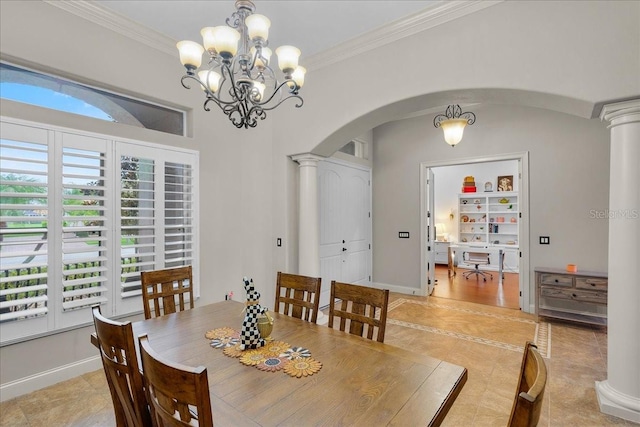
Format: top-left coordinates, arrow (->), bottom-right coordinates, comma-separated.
372,105 -> 610,300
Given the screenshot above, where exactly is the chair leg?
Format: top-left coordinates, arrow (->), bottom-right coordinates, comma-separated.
463,265 -> 493,281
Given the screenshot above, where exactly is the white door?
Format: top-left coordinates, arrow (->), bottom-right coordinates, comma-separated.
319,160 -> 372,308
425,168 -> 436,295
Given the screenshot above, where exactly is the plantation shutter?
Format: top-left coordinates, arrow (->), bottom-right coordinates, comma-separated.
119,155 -> 156,300
59,133 -> 111,327
1,117 -> 198,342
164,162 -> 194,269
0,123 -> 51,341
115,143 -> 198,314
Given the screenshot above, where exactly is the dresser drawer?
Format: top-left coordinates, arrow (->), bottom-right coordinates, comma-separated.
576,277 -> 608,291
572,289 -> 607,304
539,273 -> 573,287
540,286 -> 607,305
540,286 -> 573,300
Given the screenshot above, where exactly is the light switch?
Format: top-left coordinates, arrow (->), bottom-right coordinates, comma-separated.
539,236 -> 550,244
399,232 -> 410,239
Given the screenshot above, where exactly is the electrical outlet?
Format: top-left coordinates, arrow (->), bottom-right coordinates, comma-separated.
540,236 -> 550,245
276,238 -> 282,247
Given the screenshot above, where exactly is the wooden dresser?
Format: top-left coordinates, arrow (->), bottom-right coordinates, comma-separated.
535,267 -> 608,326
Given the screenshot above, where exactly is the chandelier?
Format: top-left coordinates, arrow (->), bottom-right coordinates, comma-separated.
176,0 -> 305,129
433,104 -> 476,147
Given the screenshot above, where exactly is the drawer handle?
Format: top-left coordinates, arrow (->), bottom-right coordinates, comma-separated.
572,293 -> 577,298
554,279 -> 559,283
590,283 -> 596,287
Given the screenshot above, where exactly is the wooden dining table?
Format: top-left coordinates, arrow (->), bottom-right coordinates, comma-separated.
95,300 -> 467,426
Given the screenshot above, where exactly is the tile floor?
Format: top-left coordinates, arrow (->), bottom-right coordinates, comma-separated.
1,293 -> 637,426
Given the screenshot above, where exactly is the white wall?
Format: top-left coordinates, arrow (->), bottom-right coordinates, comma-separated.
372,104 -> 610,299
434,160 -> 519,241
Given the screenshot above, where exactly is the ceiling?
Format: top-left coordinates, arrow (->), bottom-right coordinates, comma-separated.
94,1 -> 443,60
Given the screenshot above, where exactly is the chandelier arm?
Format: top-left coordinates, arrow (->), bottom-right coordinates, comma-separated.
251,79 -> 300,107
433,114 -> 448,128
222,103 -> 246,128
257,94 -> 304,112
459,112 -> 476,125
180,74 -> 201,90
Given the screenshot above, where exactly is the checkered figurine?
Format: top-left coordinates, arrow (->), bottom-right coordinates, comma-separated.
239,277 -> 267,350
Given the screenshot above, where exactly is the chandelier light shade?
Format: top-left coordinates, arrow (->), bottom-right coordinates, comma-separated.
433,104 -> 476,147
177,0 -> 305,129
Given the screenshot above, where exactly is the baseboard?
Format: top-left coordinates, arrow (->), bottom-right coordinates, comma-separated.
371,282 -> 425,296
0,356 -> 103,402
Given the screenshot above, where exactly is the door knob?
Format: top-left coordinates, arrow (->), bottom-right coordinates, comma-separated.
342,240 -> 345,243
342,248 -> 347,251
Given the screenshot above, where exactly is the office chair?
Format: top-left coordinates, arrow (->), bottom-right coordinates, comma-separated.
463,251 -> 493,281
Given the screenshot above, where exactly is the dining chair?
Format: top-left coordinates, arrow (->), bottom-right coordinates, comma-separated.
274,272 -> 322,323
508,341 -> 548,427
91,305 -> 152,427
140,266 -> 194,320
328,281 -> 390,343
463,251 -> 493,281
138,334 -> 213,427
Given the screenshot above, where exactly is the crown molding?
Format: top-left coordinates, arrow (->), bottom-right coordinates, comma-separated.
45,0 -> 502,68
44,0 -> 177,56
303,0 -> 503,71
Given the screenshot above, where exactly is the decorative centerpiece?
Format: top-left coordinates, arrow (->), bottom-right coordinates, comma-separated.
240,277 -> 268,350
257,312 -> 274,341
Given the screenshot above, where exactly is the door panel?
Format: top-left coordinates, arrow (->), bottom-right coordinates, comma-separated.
319,161 -> 371,307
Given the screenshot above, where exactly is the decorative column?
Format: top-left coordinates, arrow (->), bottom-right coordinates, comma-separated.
596,99 -> 640,423
291,154 -> 327,324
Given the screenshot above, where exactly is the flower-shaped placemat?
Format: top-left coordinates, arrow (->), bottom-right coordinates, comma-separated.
210,336 -> 239,349
261,341 -> 291,357
256,357 -> 288,372
239,349 -> 267,366
205,327 -> 240,340
223,343 -> 244,358
208,327 -> 321,378
280,346 -> 311,360
283,358 -> 323,378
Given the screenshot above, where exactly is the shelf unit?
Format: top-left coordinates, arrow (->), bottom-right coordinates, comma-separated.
458,191 -> 519,246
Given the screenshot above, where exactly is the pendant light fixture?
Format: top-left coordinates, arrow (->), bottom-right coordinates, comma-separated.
433,104 -> 476,147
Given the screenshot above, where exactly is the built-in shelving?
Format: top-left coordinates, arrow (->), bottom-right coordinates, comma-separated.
457,191 -> 520,273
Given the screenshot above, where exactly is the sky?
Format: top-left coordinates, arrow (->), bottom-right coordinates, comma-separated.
1,83 -> 114,121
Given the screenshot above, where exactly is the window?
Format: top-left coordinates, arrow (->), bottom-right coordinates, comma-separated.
1,62 -> 185,136
0,119 -> 199,344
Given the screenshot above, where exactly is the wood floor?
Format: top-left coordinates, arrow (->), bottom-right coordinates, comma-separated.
432,264 -> 520,309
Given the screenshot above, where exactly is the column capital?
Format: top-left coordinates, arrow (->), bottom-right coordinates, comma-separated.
600,99 -> 640,128
291,153 -> 325,166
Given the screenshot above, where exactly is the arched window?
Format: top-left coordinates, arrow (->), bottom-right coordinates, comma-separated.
0,63 -> 184,136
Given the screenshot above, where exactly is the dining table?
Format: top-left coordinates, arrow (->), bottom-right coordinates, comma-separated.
93,300 -> 467,426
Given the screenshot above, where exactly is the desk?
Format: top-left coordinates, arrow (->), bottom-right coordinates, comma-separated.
448,245 -> 509,285
94,301 -> 467,426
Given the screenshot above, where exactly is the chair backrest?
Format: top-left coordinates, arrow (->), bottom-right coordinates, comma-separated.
92,306 -> 152,427
138,334 -> 213,427
466,251 -> 490,265
508,341 -> 548,427
274,272 -> 322,323
140,266 -> 194,319
328,281 -> 390,343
